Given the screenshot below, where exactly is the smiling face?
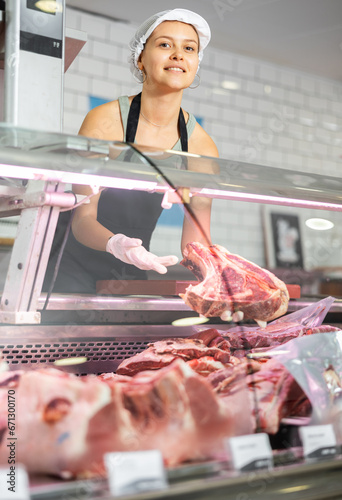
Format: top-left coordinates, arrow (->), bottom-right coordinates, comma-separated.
138,21 -> 200,90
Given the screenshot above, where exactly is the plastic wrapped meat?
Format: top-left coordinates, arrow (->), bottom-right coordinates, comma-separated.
224,296 -> 337,355
209,358 -> 310,435
190,297 -> 339,357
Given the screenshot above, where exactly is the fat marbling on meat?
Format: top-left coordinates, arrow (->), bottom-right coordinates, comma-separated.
180,242 -> 289,322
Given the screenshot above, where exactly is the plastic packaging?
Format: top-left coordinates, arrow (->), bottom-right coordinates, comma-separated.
267,330 -> 342,428
218,296 -> 337,353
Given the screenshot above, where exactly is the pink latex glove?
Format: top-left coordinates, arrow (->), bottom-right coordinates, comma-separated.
106,234 -> 178,274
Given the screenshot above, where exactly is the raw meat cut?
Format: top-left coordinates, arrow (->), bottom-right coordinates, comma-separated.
0,361 -> 253,477
209,358 -> 310,434
189,323 -> 340,360
0,368 -> 113,477
247,359 -> 310,433
189,328 -> 232,352
223,324 -> 340,355
186,356 -> 234,377
103,360 -> 252,465
116,337 -> 235,377
195,297 -> 338,356
180,242 -> 289,322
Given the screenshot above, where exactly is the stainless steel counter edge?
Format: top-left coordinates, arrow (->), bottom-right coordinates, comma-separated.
0,324 -> 197,340
37,295 -> 342,312
29,457 -> 342,500
38,294 -> 192,311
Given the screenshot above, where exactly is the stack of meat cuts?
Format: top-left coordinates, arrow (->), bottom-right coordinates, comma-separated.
0,369 -> 113,477
116,329 -> 313,437
116,334 -> 239,377
180,242 -> 289,322
0,299 -> 337,479
0,351 -> 252,478
217,324 -> 340,358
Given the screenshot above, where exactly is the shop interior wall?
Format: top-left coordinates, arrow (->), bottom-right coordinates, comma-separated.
61,7 -> 342,273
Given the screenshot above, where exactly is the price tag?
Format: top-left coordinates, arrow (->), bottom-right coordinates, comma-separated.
299,424 -> 338,460
104,450 -> 168,496
0,465 -> 30,500
227,433 -> 273,472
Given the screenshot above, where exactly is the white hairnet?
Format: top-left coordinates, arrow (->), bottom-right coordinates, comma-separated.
128,8 -> 211,83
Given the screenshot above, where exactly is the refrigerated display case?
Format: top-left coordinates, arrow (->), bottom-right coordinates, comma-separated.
1,124 -> 342,499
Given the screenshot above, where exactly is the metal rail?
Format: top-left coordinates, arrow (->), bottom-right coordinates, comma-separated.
29,457 -> 342,500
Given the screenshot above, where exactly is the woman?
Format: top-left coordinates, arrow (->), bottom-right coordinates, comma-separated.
45,8 -> 218,294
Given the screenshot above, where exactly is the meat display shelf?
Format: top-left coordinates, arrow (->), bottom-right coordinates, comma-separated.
0,319 -> 341,375
34,294 -> 342,326
35,294 -> 342,313
0,324 -> 198,374
1,126 -> 342,500
29,457 -> 342,500
95,280 -> 301,299
38,294 -> 192,311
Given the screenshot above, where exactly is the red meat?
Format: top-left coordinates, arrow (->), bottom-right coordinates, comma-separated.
180,242 -> 289,322
116,338 -> 233,376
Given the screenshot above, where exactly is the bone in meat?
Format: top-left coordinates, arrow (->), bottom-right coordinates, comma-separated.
180,242 -> 289,322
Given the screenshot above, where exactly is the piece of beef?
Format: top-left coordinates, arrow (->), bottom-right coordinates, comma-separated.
187,356 -> 231,376
0,368 -> 113,478
209,358 -> 310,435
189,328 -> 223,346
116,338 -> 233,377
0,361 -> 253,476
191,323 -> 340,359
110,360 -> 251,465
189,328 -> 232,352
180,242 -> 289,322
223,324 -> 340,354
247,359 -> 310,433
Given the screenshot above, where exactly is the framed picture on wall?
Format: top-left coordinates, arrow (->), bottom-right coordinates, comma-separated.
262,206 -> 304,269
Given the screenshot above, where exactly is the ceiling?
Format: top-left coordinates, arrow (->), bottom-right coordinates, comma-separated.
66,0 -> 342,82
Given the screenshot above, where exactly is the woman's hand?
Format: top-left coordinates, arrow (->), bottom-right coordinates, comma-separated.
106,234 -> 178,274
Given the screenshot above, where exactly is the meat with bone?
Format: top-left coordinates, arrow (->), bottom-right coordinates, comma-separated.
102,360 -> 252,465
180,242 -> 289,322
116,337 -> 235,377
0,361 -> 253,476
247,359 -> 310,433
0,368 -> 114,477
209,358 -> 310,435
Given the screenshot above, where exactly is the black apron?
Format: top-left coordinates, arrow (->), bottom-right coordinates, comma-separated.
43,94 -> 188,293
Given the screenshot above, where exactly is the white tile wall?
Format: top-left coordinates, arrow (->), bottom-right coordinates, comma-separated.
63,7 -> 342,269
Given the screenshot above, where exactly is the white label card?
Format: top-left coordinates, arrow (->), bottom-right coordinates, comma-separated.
300,424 -> 337,460
0,465 -> 30,500
104,450 -> 168,496
227,433 -> 273,472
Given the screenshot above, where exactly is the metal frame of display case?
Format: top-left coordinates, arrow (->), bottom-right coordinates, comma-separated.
1,126 -> 342,499
28,456 -> 342,500
1,125 -> 342,324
